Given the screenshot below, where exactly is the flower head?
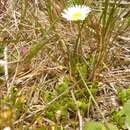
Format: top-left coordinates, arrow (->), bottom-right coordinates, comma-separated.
62,5 -> 91,21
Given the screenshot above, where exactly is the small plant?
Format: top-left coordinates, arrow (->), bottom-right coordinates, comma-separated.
123,99 -> 130,129
0,0 -> 129,129
84,121 -> 119,130
118,88 -> 130,104
112,88 -> 130,129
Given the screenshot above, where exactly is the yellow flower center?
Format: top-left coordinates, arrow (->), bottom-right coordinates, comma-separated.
72,11 -> 82,20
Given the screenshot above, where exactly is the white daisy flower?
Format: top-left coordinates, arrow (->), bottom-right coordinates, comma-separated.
3,127 -> 11,130
62,5 -> 91,21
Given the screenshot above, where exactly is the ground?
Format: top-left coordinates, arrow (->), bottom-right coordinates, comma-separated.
0,0 -> 130,130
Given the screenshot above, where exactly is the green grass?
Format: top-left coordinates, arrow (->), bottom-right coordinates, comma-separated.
0,0 -> 130,129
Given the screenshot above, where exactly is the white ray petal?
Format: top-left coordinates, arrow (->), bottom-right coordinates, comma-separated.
61,5 -> 91,21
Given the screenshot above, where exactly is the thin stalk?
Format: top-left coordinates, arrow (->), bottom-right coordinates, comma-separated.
78,68 -> 110,130
71,90 -> 83,130
91,0 -> 122,81
4,46 -> 8,82
73,21 -> 85,62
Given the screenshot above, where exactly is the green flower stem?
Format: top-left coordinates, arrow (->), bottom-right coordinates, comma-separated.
73,21 -> 85,63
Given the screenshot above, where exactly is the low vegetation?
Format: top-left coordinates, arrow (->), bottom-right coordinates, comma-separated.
0,0 -> 130,129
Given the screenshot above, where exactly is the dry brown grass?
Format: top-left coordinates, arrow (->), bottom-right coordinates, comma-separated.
0,0 -> 130,129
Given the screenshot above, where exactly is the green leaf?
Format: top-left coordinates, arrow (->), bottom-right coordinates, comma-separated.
107,123 -> 119,130
24,41 -> 47,63
118,88 -> 130,103
84,121 -> 119,130
124,100 -> 130,116
128,17 -> 130,25
83,121 -> 105,130
123,100 -> 130,126
76,63 -> 88,79
112,110 -> 125,128
56,77 -> 69,93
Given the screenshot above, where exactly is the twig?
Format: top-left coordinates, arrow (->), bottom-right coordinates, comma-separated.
7,45 -> 20,95
71,90 -> 83,130
118,35 -> 130,41
4,46 -> 9,84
